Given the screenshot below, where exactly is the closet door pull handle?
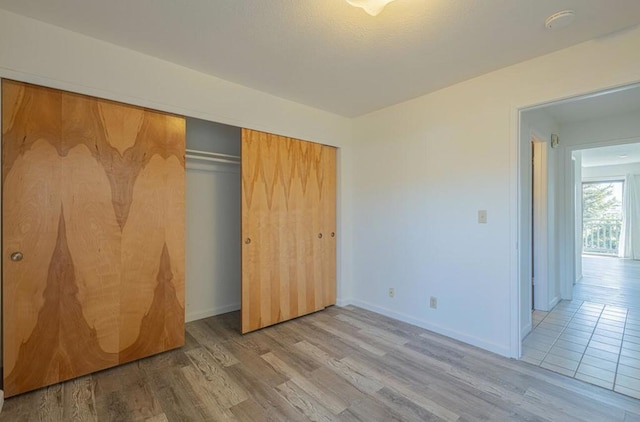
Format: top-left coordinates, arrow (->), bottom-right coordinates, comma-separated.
318,233 -> 323,239
11,251 -> 23,262
331,232 -> 335,237
245,238 -> 252,245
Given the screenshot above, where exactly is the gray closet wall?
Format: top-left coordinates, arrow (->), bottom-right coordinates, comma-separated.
185,117 -> 241,321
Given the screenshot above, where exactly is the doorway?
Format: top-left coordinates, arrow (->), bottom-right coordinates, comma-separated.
574,146 -> 640,309
519,84 -> 640,399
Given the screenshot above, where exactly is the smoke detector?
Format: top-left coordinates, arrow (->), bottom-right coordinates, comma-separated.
545,10 -> 576,30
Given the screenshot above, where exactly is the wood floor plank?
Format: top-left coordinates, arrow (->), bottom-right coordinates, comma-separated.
143,415 -> 169,422
184,347 -> 248,408
311,320 -> 387,356
2,306 -> 639,421
334,313 -> 410,346
225,367 -> 308,422
61,376 -> 98,422
421,327 -> 639,414
180,365 -> 238,421
186,319 -> 222,346
261,352 -> 349,414
285,317 -> 358,360
203,343 -> 241,367
340,356 -> 460,422
305,366 -> 369,408
625,410 -> 640,421
137,348 -> 192,374
229,397 -> 295,422
222,342 -> 289,388
340,393 -> 412,422
276,380 -> 340,422
95,391 -> 132,422
524,387 -> 625,421
145,368 -> 210,422
373,387 -> 446,422
295,340 -> 385,395
37,384 -> 64,421
116,362 -> 165,422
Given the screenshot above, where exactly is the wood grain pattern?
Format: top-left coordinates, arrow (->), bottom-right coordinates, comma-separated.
2,80 -> 185,397
321,146 -> 337,307
241,129 -> 336,333
3,306 -> 638,421
3,209 -> 118,395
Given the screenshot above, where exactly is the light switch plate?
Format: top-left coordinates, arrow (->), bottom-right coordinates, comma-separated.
478,210 -> 487,224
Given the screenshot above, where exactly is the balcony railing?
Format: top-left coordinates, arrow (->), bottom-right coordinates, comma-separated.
583,218 -> 622,255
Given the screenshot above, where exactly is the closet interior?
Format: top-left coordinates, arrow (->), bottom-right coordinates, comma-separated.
185,118 -> 242,323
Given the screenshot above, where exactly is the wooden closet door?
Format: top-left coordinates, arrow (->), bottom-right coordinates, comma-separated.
241,129 -> 327,333
321,146 -> 337,306
2,80 -> 185,397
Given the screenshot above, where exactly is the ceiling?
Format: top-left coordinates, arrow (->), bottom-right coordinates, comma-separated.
580,143 -> 640,168
2,1 -> 640,117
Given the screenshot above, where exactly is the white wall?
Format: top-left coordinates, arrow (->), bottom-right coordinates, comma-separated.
350,26 -> 640,357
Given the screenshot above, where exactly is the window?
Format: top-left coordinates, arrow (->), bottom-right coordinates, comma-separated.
582,181 -> 623,255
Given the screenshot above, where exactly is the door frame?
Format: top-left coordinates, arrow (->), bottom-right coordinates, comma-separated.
532,134 -> 549,313
511,82 -> 640,358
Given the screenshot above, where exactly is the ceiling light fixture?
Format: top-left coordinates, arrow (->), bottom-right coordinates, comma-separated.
545,10 -> 576,30
346,0 -> 396,16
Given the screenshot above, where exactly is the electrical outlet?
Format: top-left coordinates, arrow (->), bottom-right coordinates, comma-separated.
388,288 -> 395,298
430,296 -> 438,309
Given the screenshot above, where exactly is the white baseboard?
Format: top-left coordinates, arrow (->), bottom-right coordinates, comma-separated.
336,297 -> 353,307
350,299 -> 511,358
521,321 -> 532,340
548,295 -> 560,310
186,303 -> 240,322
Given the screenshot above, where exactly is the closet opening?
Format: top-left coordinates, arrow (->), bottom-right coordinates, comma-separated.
185,117 -> 242,323
184,118 -> 338,334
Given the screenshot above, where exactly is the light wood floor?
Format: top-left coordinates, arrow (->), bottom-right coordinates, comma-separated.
575,255 -> 640,310
2,305 -> 639,421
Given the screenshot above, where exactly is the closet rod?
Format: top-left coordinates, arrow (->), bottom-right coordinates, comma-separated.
186,149 -> 240,165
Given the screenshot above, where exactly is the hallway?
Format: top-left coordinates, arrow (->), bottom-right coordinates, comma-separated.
575,255 -> 640,309
522,255 -> 640,399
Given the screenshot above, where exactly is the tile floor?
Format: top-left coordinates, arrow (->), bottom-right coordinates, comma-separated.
522,300 -> 640,399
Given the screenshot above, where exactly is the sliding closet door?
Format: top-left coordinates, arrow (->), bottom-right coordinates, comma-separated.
2,80 -> 185,397
241,129 -> 332,333
321,146 -> 337,306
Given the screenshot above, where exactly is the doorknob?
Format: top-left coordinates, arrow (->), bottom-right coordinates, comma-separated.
10,252 -> 23,262
245,238 -> 252,245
